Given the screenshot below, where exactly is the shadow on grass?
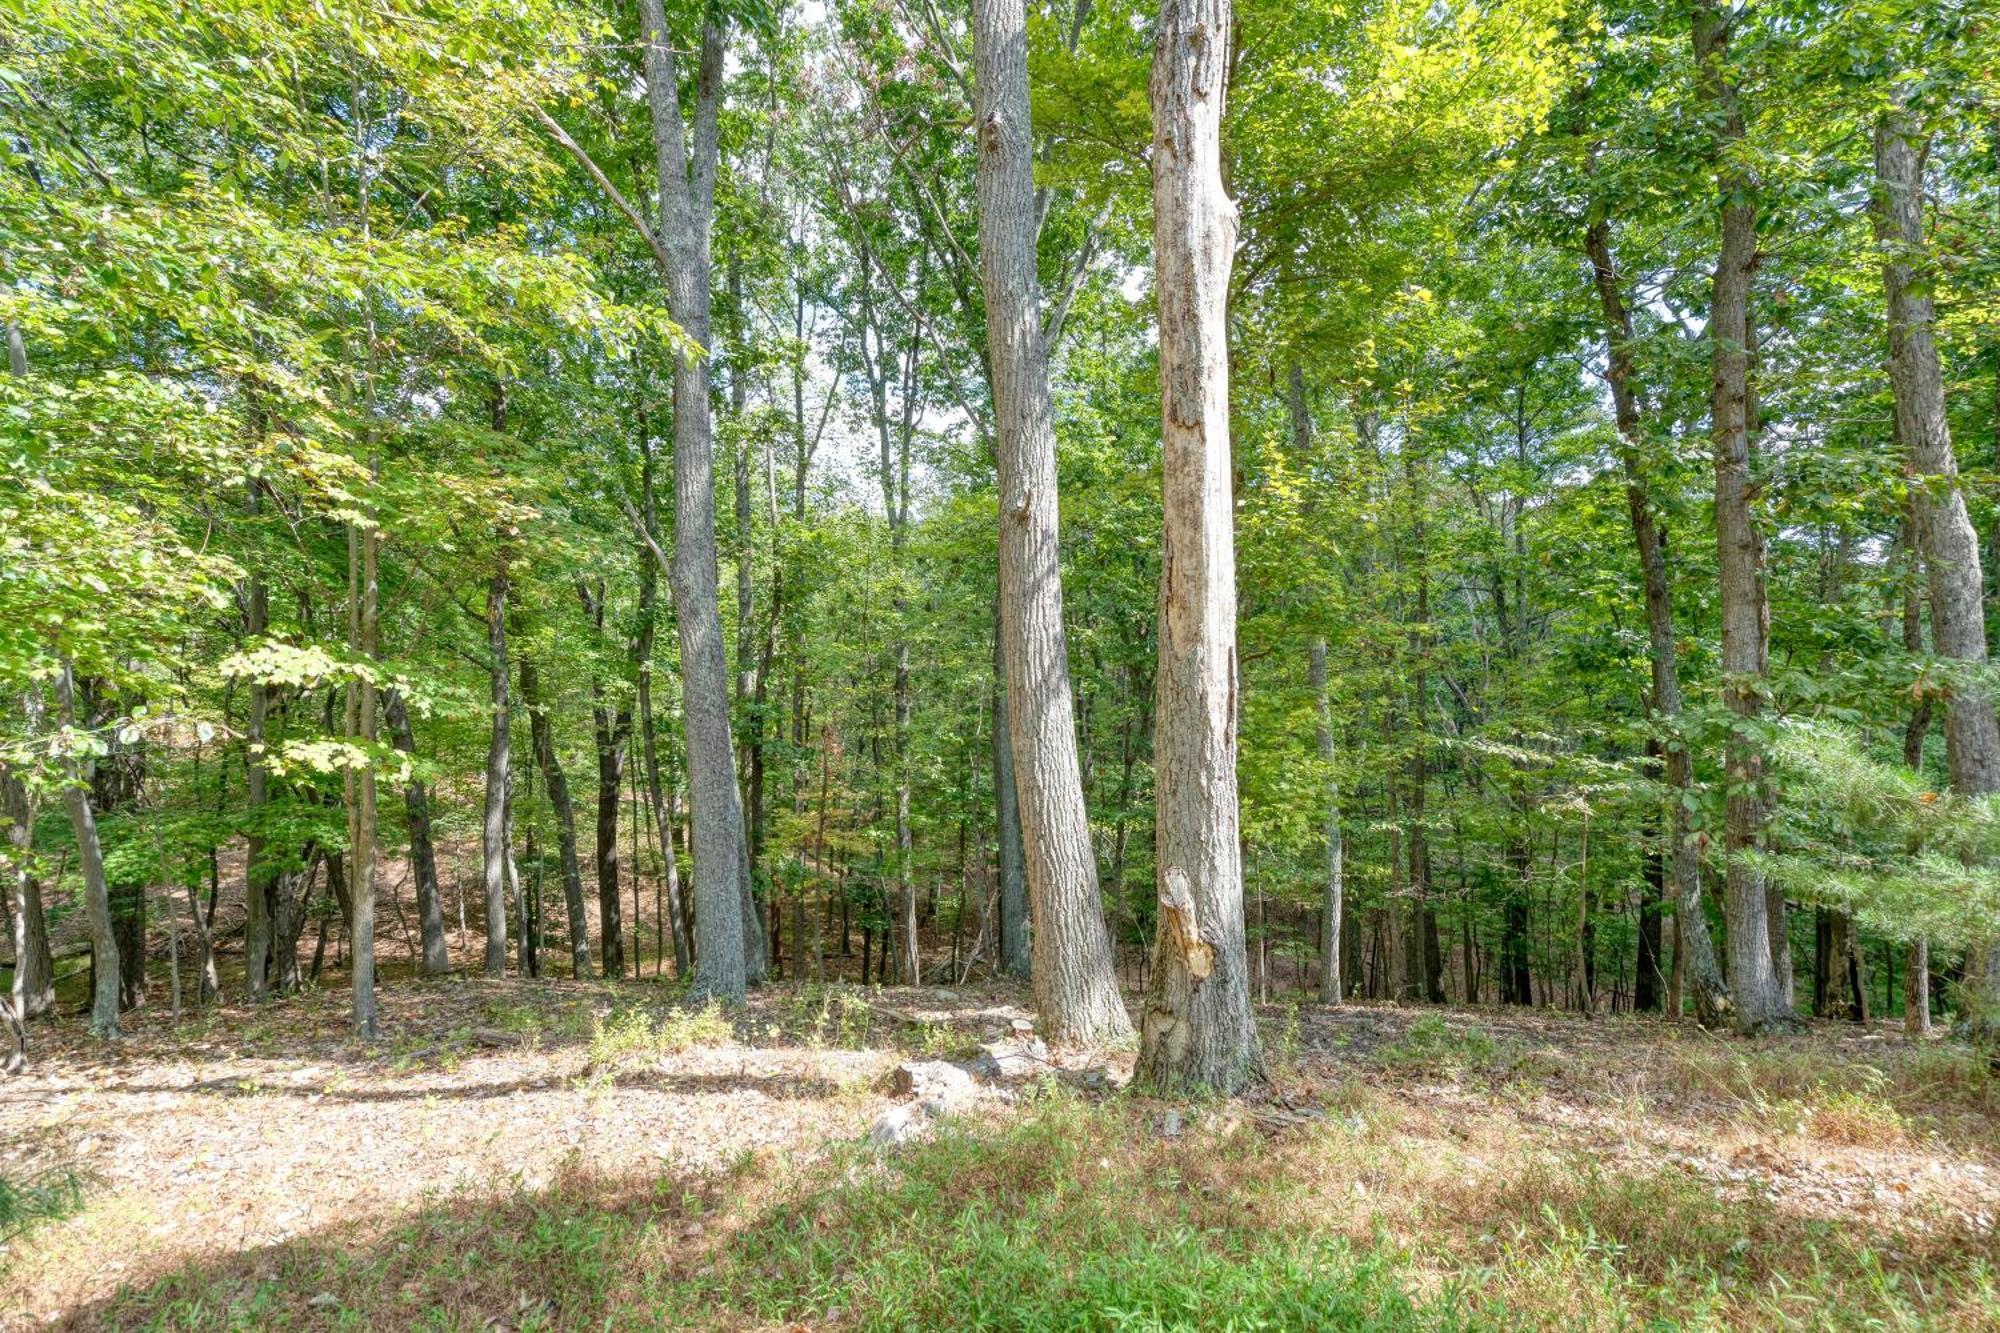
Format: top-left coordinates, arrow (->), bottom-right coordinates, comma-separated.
62,1091 -> 2000,1332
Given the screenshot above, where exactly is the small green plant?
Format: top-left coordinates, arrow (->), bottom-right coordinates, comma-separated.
1268,1000 -> 1304,1073
0,1165 -> 87,1241
1379,1014 -> 1497,1072
586,1001 -> 732,1070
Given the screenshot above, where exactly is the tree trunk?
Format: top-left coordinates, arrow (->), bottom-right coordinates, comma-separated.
384,690 -> 449,976
242,476 -> 275,1000
1310,639 -> 1343,1005
991,618 -> 1030,979
971,0 -> 1130,1042
1585,216 -> 1732,1027
1875,110 -> 2000,1039
58,667 -> 121,1037
519,650 -> 591,979
4,696 -> 53,1021
1135,0 -> 1256,1093
639,0 -> 751,1002
636,429 -> 692,977
1692,0 -> 1789,1032
482,569 -> 510,977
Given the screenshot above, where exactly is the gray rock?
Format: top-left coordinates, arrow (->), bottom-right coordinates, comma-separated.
966,1036 -> 1052,1082
870,1102 -> 929,1148
886,1060 -> 977,1111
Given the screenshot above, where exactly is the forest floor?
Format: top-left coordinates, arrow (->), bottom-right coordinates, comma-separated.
1,973 -> 1997,1330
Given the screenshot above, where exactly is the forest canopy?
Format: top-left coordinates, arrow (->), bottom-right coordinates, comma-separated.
1,0 -> 1998,1060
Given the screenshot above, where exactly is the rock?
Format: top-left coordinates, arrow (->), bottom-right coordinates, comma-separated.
869,1102 -> 930,1148
1161,1109 -> 1183,1139
967,1037 -> 1051,1082
1059,1066 -> 1111,1094
1010,1018 -> 1035,1036
885,1060 -> 976,1112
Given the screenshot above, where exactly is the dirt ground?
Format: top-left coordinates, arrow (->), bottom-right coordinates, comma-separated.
0,968 -> 1995,1327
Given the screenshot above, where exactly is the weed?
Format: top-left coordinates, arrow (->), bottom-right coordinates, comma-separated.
0,1165 -> 86,1242
1379,1013 -> 1498,1073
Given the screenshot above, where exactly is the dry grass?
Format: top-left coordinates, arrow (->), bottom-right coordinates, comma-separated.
6,988 -> 1999,1330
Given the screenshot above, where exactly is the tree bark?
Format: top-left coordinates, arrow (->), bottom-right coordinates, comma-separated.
1136,0 -> 1257,1092
1692,0 -> 1790,1032
971,0 -> 1130,1042
482,568 -> 510,977
518,649 -> 592,979
1875,109 -> 2000,1037
384,690 -> 449,975
1310,639 -> 1343,1005
3,765 -> 52,1021
991,617 -> 1031,979
1584,217 -> 1731,1027
57,665 -> 120,1037
242,477 -> 276,1000
639,0 -> 751,1001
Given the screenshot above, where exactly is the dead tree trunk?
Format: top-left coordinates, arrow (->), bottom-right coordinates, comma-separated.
1136,0 -> 1258,1092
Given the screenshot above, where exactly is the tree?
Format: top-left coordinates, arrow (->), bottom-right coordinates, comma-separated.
1136,0 -> 1258,1092
1874,106 -> 2000,1038
970,0 -> 1131,1042
1692,0 -> 1792,1033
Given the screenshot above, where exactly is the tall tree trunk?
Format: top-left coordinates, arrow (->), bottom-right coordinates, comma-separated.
636,429 -> 692,977
1310,639 -> 1343,1005
347,521 -> 381,1038
1692,0 -> 1789,1032
482,568 -> 510,977
243,477 -> 274,1000
58,665 -> 120,1037
385,690 -> 449,975
971,0 -> 1130,1042
1585,217 -> 1732,1027
1136,0 -> 1256,1092
519,650 -> 592,979
1288,365 -> 1344,1007
639,0 -> 751,1001
1876,109 -> 2000,1038
3,730 -> 52,1020
991,617 -> 1031,979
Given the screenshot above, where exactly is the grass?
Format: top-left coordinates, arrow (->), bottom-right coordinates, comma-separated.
583,1000 -> 733,1071
0,1165 -> 86,1244
85,1082 -> 2000,1331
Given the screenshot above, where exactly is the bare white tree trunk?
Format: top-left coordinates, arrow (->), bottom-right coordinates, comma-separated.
1875,110 -> 2000,1038
1136,0 -> 1257,1092
640,0 -> 750,1001
971,0 -> 1130,1041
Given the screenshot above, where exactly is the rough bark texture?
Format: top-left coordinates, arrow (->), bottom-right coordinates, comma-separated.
482,570 -> 511,978
971,0 -> 1129,1041
1875,111 -> 2000,1038
385,691 -> 449,976
1136,0 -> 1257,1093
519,652 -> 591,980
992,622 -> 1030,979
1309,638 -> 1342,1005
583,584 -> 628,979
3,761 -> 52,1020
243,478 -> 273,1000
1584,217 -> 1732,1027
57,665 -> 120,1037
639,0 -> 749,1002
1693,0 -> 1790,1033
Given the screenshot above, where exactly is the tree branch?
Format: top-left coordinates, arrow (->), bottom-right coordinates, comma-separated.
528,103 -> 674,282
